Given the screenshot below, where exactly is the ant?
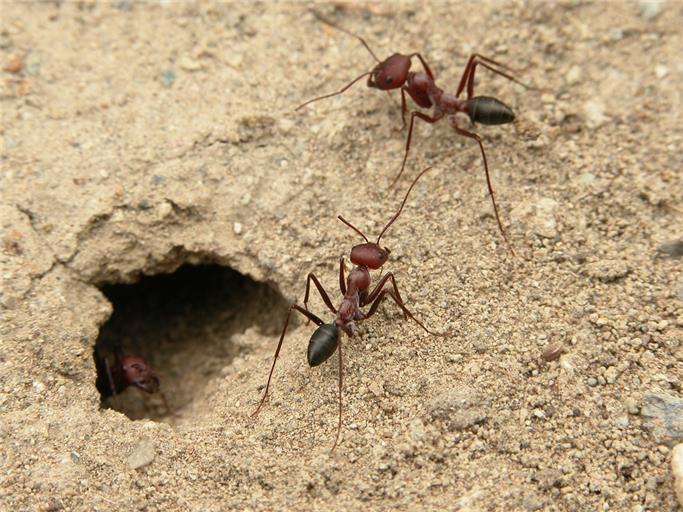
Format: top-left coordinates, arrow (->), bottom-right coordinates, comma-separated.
252,167 -> 443,451
297,12 -> 535,256
95,349 -> 169,413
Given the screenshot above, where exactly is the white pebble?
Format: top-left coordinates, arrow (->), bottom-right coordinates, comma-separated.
566,65 -> 582,85
127,438 -> 155,470
672,443 -> 683,506
233,222 -> 243,235
639,0 -> 663,21
654,65 -> 668,79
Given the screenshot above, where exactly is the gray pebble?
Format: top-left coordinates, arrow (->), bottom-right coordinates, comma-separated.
426,389 -> 488,432
641,393 -> 683,446
160,69 -> 176,88
656,238 -> 683,259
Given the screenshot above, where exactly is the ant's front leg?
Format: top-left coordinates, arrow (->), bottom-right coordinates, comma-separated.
364,288 -> 443,337
252,304 -> 325,417
398,87 -> 408,130
362,271 -> 407,320
303,273 -> 338,317
410,52 -> 435,81
339,256 -> 347,296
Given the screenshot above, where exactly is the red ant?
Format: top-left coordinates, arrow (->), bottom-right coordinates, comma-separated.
252,167 -> 442,451
297,12 -> 535,256
95,350 -> 169,413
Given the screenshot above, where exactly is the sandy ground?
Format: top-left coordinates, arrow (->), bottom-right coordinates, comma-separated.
1,1 -> 682,511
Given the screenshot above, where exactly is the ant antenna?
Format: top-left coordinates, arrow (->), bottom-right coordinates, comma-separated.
376,167 -> 432,243
296,71 -> 373,111
310,10 -> 381,63
338,215 -> 369,242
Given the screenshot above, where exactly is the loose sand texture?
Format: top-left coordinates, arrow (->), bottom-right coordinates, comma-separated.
1,1 -> 682,511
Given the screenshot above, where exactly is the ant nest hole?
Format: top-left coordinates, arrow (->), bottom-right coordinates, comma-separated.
93,264 -> 289,424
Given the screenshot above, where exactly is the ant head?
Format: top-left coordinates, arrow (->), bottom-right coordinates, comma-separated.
337,167 -> 432,270
368,53 -> 411,91
350,243 -> 389,270
120,355 -> 160,394
338,215 -> 392,270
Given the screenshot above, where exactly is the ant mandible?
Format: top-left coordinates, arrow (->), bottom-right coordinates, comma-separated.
297,12 -> 535,256
252,167 -> 443,451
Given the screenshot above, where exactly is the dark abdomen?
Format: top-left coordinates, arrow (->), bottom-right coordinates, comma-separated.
466,96 -> 515,125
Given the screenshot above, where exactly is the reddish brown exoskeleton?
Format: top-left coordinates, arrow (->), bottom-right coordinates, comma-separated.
96,351 -> 169,412
252,167 -> 444,450
297,12 -> 538,256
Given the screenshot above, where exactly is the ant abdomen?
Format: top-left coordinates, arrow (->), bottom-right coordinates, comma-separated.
307,324 -> 340,367
466,96 -> 515,125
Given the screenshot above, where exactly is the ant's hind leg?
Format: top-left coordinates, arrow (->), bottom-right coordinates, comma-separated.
251,305 -> 325,417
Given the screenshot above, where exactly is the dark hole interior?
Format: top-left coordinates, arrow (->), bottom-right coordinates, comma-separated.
94,264 -> 289,423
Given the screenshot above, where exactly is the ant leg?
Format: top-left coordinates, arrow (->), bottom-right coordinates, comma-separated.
362,271 -> 407,320
453,125 -> 515,256
104,356 -> 118,399
399,88 -> 408,130
159,391 -> 171,415
251,305 -> 325,417
303,273 -> 338,316
331,335 -> 343,452
339,256 -> 347,295
296,71 -> 373,111
390,111 -> 442,187
410,52 -> 435,81
456,54 -> 528,99
364,289 -> 443,337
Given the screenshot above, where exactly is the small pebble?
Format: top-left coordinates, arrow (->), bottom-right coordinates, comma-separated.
127,437 -> 155,469
369,381 -> 384,398
608,27 -> 624,41
583,99 -> 608,128
4,54 -> 23,73
615,415 -> 629,429
587,377 -> 598,387
654,65 -> 668,79
657,238 -> 683,259
542,341 -> 564,362
233,222 -> 242,235
641,393 -> 683,445
566,65 -> 582,85
160,69 -> 176,88
639,0 -> 663,21
624,397 -> 640,415
179,55 -> 202,71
